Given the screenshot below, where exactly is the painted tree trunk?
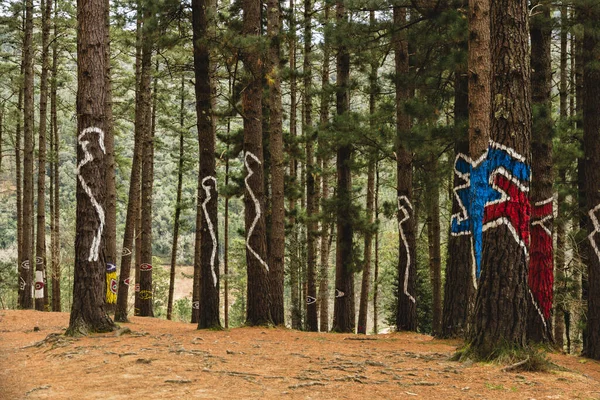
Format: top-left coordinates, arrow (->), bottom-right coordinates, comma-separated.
469,0 -> 531,358
267,0 -> 285,327
114,10 -> 143,323
242,0 -> 271,326
67,0 -> 116,335
582,1 -> 600,361
193,0 -> 220,329
50,0 -> 61,312
103,0 -> 117,313
528,0 -> 553,342
19,0 -> 34,310
331,0 -> 355,333
394,6 -> 416,332
138,24 -> 154,317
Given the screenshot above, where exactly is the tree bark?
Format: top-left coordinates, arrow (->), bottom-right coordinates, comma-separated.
193,0 -> 220,329
469,0 -> 531,358
373,163 -> 379,333
138,13 -> 155,317
426,154 -> 442,336
528,0 -> 553,343
167,75 -> 186,321
19,0 -> 34,310
289,0 -> 301,330
67,0 -> 116,335
242,0 -> 272,326
114,5 -> 143,323
303,0 -> 318,332
103,0 -> 117,312
318,1 -> 331,334
442,63 -> 473,338
358,22 -> 377,334
15,44 -> 24,308
267,0 -> 285,327
394,5 -> 417,332
582,0 -> 600,361
50,0 -> 61,312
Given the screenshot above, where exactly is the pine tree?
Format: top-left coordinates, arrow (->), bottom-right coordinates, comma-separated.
242,0 -> 272,326
194,0 -> 220,329
331,0 -> 355,333
394,5 -> 417,332
67,0 -> 116,335
469,0 -> 531,358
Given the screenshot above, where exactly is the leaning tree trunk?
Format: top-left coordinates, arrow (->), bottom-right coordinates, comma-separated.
35,0 -> 53,311
527,0 -> 554,343
193,0 -> 220,329
242,0 -> 271,326
582,1 -> 600,361
469,0 -> 531,358
394,5 -> 417,332
267,0 -> 285,327
331,0 -> 355,333
67,0 -> 117,335
19,0 -> 34,310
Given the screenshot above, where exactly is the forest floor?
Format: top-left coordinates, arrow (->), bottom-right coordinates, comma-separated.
1,310 -> 600,399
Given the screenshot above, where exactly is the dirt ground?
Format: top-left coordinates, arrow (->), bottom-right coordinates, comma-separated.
1,310 -> 599,399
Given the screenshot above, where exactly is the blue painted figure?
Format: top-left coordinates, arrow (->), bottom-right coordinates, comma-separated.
450,142 -> 531,278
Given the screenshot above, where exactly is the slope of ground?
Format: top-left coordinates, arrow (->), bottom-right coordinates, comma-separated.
0,310 -> 599,399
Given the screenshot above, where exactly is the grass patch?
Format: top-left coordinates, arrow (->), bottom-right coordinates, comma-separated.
452,342 -> 553,372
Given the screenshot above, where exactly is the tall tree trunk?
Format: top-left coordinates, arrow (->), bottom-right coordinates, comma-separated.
35,0 -> 53,311
267,0 -> 285,326
373,163 -> 379,333
442,62 -> 472,338
394,6 -> 417,332
67,0 -> 116,335
15,48 -> 24,307
304,0 -> 318,332
469,0 -> 531,358
426,154 -> 442,336
103,0 -> 117,312
467,0 -> 491,280
114,6 -> 143,322
528,0 -> 553,343
138,14 -> 155,317
582,1 -> 600,361
554,2 -> 569,349
358,19 -> 377,334
331,0 -> 355,333
289,0 -> 301,330
19,0 -> 35,310
224,146 -> 230,328
167,75 -> 185,321
242,0 -> 271,326
194,0 -> 220,329
318,19 -> 331,331
50,0 -> 61,312
358,159 -> 375,334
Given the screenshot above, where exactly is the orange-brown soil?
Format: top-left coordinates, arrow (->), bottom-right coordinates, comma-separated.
1,310 -> 599,399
